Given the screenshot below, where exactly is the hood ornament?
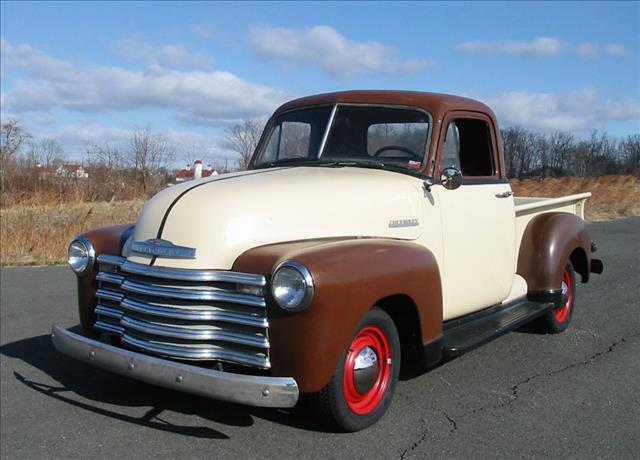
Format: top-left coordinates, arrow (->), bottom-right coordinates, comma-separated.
131,239 -> 197,259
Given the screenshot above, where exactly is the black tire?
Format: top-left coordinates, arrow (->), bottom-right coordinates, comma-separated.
536,260 -> 576,333
312,307 -> 401,432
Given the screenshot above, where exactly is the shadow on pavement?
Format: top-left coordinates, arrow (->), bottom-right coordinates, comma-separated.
0,328 -> 332,438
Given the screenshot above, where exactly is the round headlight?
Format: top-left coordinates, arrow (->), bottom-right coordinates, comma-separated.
271,260 -> 314,312
67,238 -> 95,275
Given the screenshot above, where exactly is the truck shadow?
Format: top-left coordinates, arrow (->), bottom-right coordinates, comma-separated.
0,329 -> 331,438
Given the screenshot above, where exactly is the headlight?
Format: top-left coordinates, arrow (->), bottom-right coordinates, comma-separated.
67,237 -> 95,275
271,260 -> 314,312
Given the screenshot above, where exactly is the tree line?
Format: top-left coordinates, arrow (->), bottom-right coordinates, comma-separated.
2,117 -> 638,203
501,127 -> 639,179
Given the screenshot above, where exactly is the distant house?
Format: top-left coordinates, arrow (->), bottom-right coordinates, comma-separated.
32,163 -> 88,179
174,160 -> 218,183
56,164 -> 89,179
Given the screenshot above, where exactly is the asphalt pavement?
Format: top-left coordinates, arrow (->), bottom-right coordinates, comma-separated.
1,217 -> 639,459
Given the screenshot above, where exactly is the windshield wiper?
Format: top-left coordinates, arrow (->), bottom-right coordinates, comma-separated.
317,159 -> 386,169
263,157 -> 319,167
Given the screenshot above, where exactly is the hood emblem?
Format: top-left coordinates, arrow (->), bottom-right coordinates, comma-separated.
131,239 -> 197,259
388,218 -> 419,228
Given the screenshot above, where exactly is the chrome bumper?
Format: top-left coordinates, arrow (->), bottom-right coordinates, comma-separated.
51,324 -> 299,408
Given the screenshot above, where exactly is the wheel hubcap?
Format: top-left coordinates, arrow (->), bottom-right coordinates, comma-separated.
343,326 -> 392,415
353,346 -> 380,394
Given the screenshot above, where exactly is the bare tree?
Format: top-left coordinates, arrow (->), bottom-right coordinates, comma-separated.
620,134 -> 640,176
224,118 -> 264,170
1,119 -> 31,192
130,127 -> 174,192
85,142 -> 128,170
26,138 -> 65,168
547,131 -> 575,176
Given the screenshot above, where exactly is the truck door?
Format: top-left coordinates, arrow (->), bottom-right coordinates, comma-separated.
431,112 -> 516,320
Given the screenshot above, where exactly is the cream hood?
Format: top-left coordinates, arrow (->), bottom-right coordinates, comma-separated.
128,166 -> 424,269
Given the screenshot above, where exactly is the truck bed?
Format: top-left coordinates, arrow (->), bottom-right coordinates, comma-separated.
514,192 -> 591,258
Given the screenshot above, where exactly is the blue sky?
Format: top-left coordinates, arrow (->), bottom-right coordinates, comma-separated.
1,1 -> 639,165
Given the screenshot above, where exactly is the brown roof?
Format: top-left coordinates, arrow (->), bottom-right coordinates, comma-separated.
274,90 -> 496,121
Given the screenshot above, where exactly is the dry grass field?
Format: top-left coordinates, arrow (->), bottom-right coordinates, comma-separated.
510,175 -> 640,222
1,198 -> 144,266
1,175 -> 638,266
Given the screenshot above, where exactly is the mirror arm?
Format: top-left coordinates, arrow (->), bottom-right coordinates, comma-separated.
423,176 -> 440,192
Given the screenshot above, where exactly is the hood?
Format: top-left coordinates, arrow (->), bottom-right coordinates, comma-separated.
128,167 -> 423,269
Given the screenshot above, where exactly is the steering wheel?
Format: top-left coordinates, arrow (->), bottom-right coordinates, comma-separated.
373,145 -> 421,159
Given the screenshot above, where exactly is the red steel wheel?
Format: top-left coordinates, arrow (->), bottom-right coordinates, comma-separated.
554,267 -> 573,323
314,307 -> 400,431
342,326 -> 392,415
535,260 -> 576,334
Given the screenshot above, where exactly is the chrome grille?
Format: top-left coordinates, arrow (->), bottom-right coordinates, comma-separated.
94,254 -> 270,369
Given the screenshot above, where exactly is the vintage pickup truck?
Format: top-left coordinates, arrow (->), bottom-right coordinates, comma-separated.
52,91 -> 603,431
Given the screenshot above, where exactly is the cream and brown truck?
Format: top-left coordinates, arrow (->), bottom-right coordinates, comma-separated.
52,91 -> 603,431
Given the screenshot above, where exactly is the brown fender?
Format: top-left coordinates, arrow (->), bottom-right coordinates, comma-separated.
75,224 -> 134,337
517,212 -> 593,305
232,238 -> 443,393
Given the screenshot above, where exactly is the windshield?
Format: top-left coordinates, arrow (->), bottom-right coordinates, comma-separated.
252,104 -> 431,172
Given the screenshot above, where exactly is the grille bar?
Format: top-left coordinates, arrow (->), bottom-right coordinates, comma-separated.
120,297 -> 268,327
94,255 -> 270,369
121,279 -> 266,307
100,254 -> 266,286
121,334 -> 269,368
120,316 -> 269,348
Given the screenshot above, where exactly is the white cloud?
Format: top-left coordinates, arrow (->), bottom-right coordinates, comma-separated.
478,89 -> 640,132
604,44 -> 631,57
114,35 -> 213,68
602,98 -> 640,120
192,23 -> 217,40
577,43 -> 600,58
1,38 -> 288,125
458,37 -> 631,59
458,37 -> 564,57
249,25 -> 435,77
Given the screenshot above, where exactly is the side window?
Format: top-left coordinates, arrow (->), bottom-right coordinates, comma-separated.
280,122 -> 311,159
442,119 -> 495,176
261,121 -> 312,162
442,122 -> 461,170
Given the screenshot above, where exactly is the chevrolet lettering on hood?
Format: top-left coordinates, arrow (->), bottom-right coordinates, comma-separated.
131,239 -> 197,259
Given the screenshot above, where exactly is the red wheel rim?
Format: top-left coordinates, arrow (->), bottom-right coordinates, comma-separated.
343,325 -> 392,415
554,268 -> 573,323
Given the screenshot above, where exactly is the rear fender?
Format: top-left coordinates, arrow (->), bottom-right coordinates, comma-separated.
517,212 -> 593,305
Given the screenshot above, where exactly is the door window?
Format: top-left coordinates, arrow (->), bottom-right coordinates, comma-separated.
442,119 -> 495,176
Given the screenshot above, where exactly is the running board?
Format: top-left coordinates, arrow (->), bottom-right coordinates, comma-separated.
443,298 -> 554,357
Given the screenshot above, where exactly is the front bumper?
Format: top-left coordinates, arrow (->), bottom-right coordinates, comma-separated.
51,324 -> 299,408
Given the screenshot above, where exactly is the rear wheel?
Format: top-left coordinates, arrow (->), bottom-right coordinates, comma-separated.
313,307 -> 400,431
538,260 -> 576,333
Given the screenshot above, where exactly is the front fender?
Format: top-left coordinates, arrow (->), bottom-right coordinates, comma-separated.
233,238 -> 442,392
75,224 -> 135,337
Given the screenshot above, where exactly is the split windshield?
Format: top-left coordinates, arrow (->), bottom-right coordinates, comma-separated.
253,105 -> 431,172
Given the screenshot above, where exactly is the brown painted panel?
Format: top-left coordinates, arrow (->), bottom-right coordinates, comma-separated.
233,238 -> 442,392
75,224 -> 134,337
517,212 -> 592,295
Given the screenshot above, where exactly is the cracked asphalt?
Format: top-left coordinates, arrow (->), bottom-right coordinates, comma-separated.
1,217 -> 639,459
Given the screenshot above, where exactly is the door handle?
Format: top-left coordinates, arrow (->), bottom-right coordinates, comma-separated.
495,191 -> 513,198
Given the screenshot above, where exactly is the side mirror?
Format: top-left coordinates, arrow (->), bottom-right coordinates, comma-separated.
440,167 -> 463,190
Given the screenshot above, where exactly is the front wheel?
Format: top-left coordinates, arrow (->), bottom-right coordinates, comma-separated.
313,307 -> 401,431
